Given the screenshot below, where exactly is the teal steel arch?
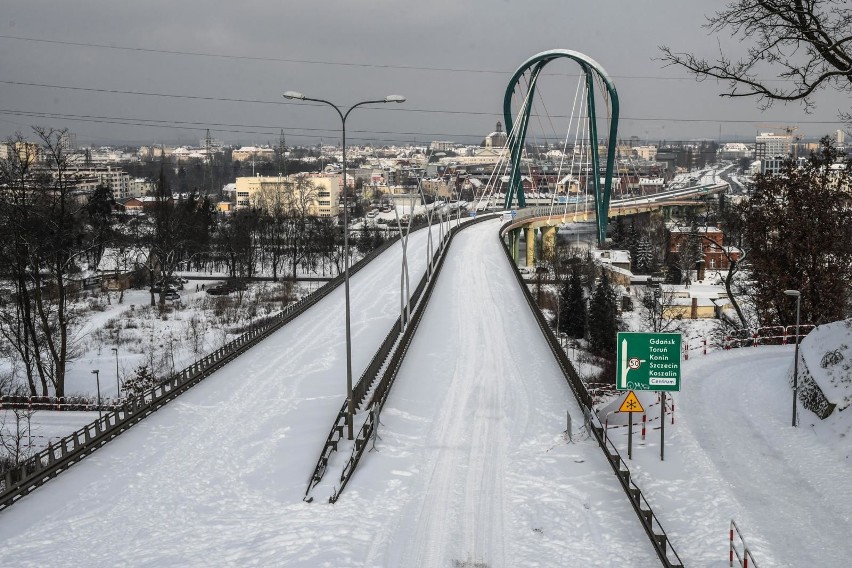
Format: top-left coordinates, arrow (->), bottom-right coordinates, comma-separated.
503,49 -> 619,244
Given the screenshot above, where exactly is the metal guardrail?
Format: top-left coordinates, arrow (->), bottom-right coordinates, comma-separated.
0,231 -> 408,513
496,219 -> 684,568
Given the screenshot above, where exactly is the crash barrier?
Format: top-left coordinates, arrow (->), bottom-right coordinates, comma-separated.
305,215 -> 497,503
498,225 -> 684,568
0,228 -> 416,513
730,519 -> 759,568
0,395 -> 126,412
725,325 -> 814,349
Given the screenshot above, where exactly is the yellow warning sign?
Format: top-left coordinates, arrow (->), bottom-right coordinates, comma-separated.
618,390 -> 644,413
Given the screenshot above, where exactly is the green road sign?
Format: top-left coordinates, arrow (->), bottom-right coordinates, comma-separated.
616,332 -> 681,391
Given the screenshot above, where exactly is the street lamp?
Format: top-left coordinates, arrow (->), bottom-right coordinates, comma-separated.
91,369 -> 102,420
111,347 -> 120,398
784,289 -> 801,427
283,90 -> 406,440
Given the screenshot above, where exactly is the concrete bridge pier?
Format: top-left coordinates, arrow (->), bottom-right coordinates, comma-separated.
542,225 -> 557,262
526,227 -> 536,267
508,229 -> 520,262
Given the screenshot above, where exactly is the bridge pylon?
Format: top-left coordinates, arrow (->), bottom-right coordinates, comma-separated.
502,49 -> 619,245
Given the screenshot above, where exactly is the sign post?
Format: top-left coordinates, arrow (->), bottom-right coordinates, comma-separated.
616,332 -> 681,461
619,391 -> 644,459
661,393 -> 666,461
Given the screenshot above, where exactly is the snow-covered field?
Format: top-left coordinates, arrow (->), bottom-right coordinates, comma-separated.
0,216 -> 850,567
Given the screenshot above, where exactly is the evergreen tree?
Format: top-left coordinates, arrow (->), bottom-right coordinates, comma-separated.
122,364 -> 158,398
559,266 -> 586,339
609,216 -> 626,247
635,234 -> 655,274
626,223 -> 639,271
588,271 -> 618,354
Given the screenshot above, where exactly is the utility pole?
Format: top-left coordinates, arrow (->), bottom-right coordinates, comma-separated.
278,129 -> 287,177
205,129 -> 214,196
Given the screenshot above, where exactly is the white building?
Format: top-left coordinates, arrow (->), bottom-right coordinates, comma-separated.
755,132 -> 792,175
69,166 -> 131,199
231,173 -> 341,217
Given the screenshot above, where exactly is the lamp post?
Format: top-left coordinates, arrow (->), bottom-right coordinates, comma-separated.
784,289 -> 801,427
91,369 -> 102,420
111,347 -> 120,397
283,90 -> 406,440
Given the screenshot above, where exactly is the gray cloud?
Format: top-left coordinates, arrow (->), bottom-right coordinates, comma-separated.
1,1 -> 846,146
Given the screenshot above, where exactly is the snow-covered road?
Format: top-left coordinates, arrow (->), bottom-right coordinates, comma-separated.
355,219 -> 660,567
619,346 -> 852,567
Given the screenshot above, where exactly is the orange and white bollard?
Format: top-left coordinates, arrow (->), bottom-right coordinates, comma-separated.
641,414 -> 646,440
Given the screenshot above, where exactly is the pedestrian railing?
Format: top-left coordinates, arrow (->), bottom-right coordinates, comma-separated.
724,325 -> 814,349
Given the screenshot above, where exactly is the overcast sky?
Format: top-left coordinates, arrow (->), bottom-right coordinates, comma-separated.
1,1 -> 848,148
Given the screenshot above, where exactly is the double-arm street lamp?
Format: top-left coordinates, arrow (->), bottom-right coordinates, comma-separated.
283,91 -> 406,440
784,289 -> 802,427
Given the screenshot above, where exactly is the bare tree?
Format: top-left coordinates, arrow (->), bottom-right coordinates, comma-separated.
660,1 -> 852,117
0,128 -> 89,396
0,406 -> 36,473
640,286 -> 683,333
148,167 -> 214,305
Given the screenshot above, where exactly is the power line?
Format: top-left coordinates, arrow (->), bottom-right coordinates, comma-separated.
1,80 -> 843,127
0,34 -> 703,80
0,106 -> 842,147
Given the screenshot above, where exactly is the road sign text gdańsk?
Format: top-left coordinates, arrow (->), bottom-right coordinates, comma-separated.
616,332 -> 681,392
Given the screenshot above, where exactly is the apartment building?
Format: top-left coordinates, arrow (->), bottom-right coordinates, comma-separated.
69,166 -> 132,199
232,173 -> 341,217
755,131 -> 792,175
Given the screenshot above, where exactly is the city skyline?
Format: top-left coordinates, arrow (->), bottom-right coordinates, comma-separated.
1,1 -> 849,147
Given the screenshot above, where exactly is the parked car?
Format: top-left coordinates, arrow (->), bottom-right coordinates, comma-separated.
205,286 -> 230,296
155,276 -> 184,290
163,291 -> 180,301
